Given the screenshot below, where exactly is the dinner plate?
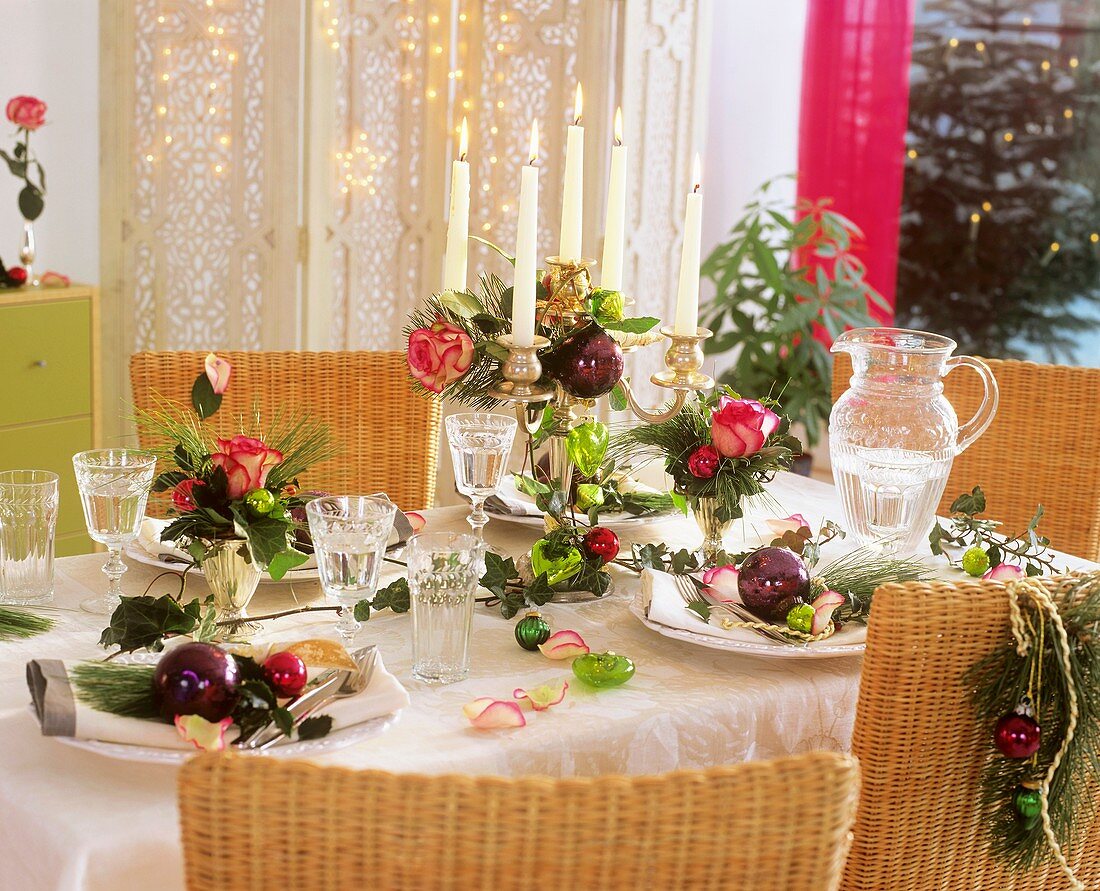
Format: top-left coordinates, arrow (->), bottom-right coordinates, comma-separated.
50,711 -> 400,764
628,595 -> 866,660
123,543 -> 320,585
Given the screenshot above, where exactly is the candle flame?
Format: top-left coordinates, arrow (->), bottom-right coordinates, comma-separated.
691,153 -> 702,192
458,117 -> 468,161
528,119 -> 539,164
613,107 -> 623,146
573,83 -> 583,125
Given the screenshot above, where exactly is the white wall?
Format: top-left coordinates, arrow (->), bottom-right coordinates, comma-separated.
0,0 -> 99,284
702,0 -> 808,272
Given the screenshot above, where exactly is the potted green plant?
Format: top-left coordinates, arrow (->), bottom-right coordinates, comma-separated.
700,180 -> 888,471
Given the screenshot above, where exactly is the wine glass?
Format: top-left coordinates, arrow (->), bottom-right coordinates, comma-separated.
72,449 -> 157,615
445,413 -> 517,550
306,495 -> 397,644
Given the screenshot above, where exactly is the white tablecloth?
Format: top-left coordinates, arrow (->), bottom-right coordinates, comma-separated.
0,473 -> 1092,890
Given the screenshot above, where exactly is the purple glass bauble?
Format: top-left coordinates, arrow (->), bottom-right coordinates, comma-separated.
737,547 -> 812,622
995,713 -> 1041,759
152,642 -> 241,723
544,325 -> 624,399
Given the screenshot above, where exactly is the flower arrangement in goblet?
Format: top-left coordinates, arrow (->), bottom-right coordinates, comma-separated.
610,389 -> 802,564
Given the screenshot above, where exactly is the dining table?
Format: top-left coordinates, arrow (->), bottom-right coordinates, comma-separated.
0,470 -> 1094,891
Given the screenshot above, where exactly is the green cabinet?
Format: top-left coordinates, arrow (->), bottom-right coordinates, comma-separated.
0,287 -> 98,554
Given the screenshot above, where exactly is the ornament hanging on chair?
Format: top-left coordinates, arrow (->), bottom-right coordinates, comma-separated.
515,611 -> 552,651
995,702 -> 1042,759
543,324 -> 624,399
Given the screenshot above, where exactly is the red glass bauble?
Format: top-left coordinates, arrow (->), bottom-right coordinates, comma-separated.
263,651 -> 309,698
688,445 -> 720,479
583,526 -> 620,564
152,642 -> 240,723
543,324 -> 624,399
995,713 -> 1041,759
737,547 -> 811,622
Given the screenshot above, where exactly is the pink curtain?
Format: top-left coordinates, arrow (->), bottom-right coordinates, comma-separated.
797,0 -> 916,319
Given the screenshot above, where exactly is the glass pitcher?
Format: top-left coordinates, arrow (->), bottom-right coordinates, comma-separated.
829,328 -> 998,553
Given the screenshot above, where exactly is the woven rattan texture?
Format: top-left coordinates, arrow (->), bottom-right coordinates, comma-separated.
178,751 -> 860,891
833,354 -> 1100,561
840,578 -> 1100,891
129,351 -> 441,513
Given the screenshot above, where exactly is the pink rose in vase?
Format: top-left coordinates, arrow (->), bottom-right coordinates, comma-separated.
407,320 -> 474,393
710,397 -> 780,459
6,96 -> 47,130
210,435 -> 284,500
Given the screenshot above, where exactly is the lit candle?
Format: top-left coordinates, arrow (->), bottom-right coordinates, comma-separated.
558,83 -> 584,261
673,154 -> 703,336
969,212 -> 981,242
513,121 -> 540,348
601,107 -> 627,291
443,117 -> 470,292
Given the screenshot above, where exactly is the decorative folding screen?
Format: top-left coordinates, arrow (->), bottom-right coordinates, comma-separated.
100,0 -> 712,446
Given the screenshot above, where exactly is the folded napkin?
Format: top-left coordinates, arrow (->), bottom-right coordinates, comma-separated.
486,474 -> 666,518
134,510 -> 416,570
27,653 -> 410,750
640,569 -> 867,647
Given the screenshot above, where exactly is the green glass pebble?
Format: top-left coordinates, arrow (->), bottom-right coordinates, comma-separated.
572,652 -> 635,688
515,612 -> 551,651
786,603 -> 814,634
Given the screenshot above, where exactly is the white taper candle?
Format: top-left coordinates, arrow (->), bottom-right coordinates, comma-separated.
673,154 -> 703,336
513,121 -> 540,348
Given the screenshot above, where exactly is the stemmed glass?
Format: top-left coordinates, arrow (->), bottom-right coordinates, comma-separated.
306,495 -> 398,645
445,413 -> 517,550
72,450 -> 157,615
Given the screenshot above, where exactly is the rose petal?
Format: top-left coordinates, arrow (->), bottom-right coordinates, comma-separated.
174,714 -> 232,752
405,511 -> 426,532
765,514 -> 810,537
538,630 -> 590,660
810,590 -> 846,635
513,680 -> 569,711
204,353 -> 232,395
701,565 -> 739,604
463,698 -> 527,729
983,563 -> 1026,581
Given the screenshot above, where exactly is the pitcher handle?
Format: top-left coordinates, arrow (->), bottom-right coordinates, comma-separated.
944,355 -> 999,454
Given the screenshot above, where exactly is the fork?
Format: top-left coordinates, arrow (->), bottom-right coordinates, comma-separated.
672,574 -> 790,644
253,646 -> 379,751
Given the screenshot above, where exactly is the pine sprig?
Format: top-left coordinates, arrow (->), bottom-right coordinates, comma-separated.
967,573 -> 1100,873
0,605 -> 54,640
70,662 -> 159,719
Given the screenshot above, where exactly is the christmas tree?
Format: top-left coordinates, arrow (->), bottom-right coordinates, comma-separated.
895,0 -> 1100,363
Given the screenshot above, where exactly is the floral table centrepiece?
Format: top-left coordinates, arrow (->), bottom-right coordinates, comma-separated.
3,95 -> 48,285
609,388 -> 802,565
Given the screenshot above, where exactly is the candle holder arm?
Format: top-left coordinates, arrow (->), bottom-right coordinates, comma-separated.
617,378 -> 689,424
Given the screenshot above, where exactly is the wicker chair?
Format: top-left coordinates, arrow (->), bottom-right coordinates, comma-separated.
840,577 -> 1100,891
833,354 -> 1100,561
129,351 -> 441,512
178,751 -> 861,891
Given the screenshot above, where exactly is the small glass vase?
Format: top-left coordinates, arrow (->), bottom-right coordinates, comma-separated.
692,495 -> 734,567
203,539 -> 261,642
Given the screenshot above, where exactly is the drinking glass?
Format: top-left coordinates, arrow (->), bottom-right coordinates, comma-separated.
0,470 -> 59,605
72,450 -> 157,614
307,495 -> 398,644
408,532 -> 482,684
446,413 -> 517,548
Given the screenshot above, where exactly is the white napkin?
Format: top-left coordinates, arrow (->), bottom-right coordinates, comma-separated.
641,568 -> 868,647
27,653 -> 409,750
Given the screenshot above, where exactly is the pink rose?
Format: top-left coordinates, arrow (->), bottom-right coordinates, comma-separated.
710,396 -> 780,459
172,478 -> 206,512
407,320 -> 474,394
210,435 -> 284,500
6,96 -> 47,131
204,352 -> 232,394
983,563 -> 1026,582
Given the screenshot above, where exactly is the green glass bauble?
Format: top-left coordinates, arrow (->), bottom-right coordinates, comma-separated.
572,652 -> 635,688
530,539 -> 583,585
1012,783 -> 1043,830
244,487 -> 276,516
515,612 -> 551,651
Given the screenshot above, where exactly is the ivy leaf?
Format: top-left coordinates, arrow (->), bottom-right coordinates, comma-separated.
513,474 -> 550,498
670,490 -> 689,516
192,596 -> 219,642
928,523 -> 946,557
670,549 -> 700,574
685,601 -> 711,622
272,707 -> 294,736
373,577 -> 410,613
602,316 -> 661,334
18,183 -> 43,221
267,547 -> 309,581
353,600 -> 371,622
524,572 -> 556,606
480,552 -> 518,594
297,715 -> 333,740
949,486 -> 986,516
609,382 -> 628,411
0,149 -> 27,178
190,372 -> 222,419
438,289 -> 484,318
98,594 -> 201,653
633,543 -> 668,570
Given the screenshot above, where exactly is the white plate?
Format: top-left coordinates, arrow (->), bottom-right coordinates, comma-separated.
628,594 -> 866,660
123,543 -> 319,585
51,711 -> 399,764
486,478 -> 677,530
